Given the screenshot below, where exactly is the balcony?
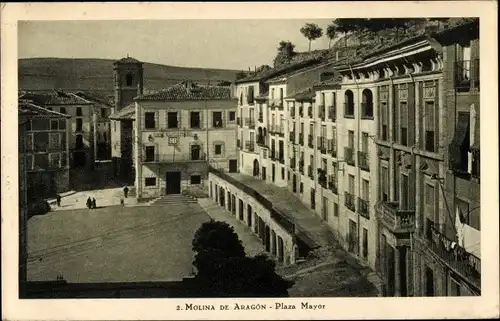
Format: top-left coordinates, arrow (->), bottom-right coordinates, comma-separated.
308,135 -> 314,148
279,154 -> 285,164
357,197 -> 370,219
299,133 -> 304,146
307,165 -> 314,179
344,192 -> 356,212
318,137 -> 327,154
376,201 -> 415,233
318,110 -> 326,122
328,175 -> 338,194
258,113 -> 263,123
289,131 -> 296,144
328,139 -> 337,158
270,150 -> 277,161
244,118 -> 255,129
358,151 -> 369,172
290,157 -> 296,170
318,169 -> 327,188
299,160 -> 304,174
256,135 -> 266,147
276,126 -> 285,137
417,225 -> 481,289
328,107 -> 336,121
245,141 -> 255,152
143,153 -> 207,163
345,147 -> 355,166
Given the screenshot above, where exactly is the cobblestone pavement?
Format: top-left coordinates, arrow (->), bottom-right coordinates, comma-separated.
49,187 -> 136,211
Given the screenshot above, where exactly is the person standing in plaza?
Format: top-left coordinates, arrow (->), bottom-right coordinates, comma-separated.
56,194 -> 61,207
92,197 -> 97,209
123,186 -> 129,198
86,197 -> 92,209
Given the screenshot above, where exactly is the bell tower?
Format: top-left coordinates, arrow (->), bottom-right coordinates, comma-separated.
113,56 -> 144,112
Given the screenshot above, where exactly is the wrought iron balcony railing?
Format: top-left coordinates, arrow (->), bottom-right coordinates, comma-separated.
328,175 -> 338,194
358,151 -> 369,172
289,131 -> 296,144
308,135 -> 314,148
345,147 -> 355,166
318,169 -> 327,188
344,191 -> 356,212
299,160 -> 304,174
376,201 -> 415,233
307,165 -> 314,179
328,106 -> 336,121
328,139 -> 337,158
245,141 -> 255,152
307,106 -> 313,118
318,137 -> 326,154
357,197 -> 370,219
299,133 -> 304,145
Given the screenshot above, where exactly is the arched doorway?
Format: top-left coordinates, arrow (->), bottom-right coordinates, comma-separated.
361,89 -> 374,118
253,159 -> 260,177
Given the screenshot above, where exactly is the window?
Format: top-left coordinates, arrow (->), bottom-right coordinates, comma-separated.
300,182 -> 303,193
49,153 -> 61,168
362,228 -> 368,259
59,119 -> 66,130
229,111 -> 236,121
401,174 -> 409,209
190,112 -> 201,128
76,107 -> 82,116
215,143 -> 223,155
348,174 -> 355,193
34,154 -> 49,169
126,73 -> 134,86
333,202 -> 339,216
167,112 -> 178,129
400,102 -> 408,146
381,102 -> 388,140
49,133 -> 60,150
190,175 -> 201,185
145,112 -> 156,129
47,107 -> 52,111
191,144 -> 201,160
213,111 -> 223,127
31,119 -> 49,130
449,112 -> 470,174
76,118 -> 83,131
425,267 -> 435,296
145,177 -> 156,186
247,86 -> 254,104
425,183 -> 436,225
75,134 -> 84,149
348,130 -> 354,148
361,89 -> 373,118
310,188 -> 315,209
381,166 -> 389,201
425,101 -> 436,152
114,122 -> 116,132
145,146 -> 155,162
101,108 -> 106,118
25,134 -> 33,151
50,120 -> 59,130
281,167 -> 285,180
59,107 -> 66,114
344,90 -> 354,117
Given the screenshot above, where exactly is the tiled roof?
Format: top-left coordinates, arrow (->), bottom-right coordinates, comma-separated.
19,100 -> 71,118
74,91 -> 114,107
109,103 -> 135,121
19,90 -> 93,106
114,56 -> 142,64
135,82 -> 233,101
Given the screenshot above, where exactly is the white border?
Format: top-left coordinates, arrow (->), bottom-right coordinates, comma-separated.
2,2 -> 499,320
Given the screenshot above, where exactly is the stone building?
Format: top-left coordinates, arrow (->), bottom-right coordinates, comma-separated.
110,57 -> 144,184
412,19 -> 481,296
132,81 -> 237,199
18,100 -> 71,199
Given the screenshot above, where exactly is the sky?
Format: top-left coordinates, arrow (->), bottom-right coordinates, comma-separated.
18,19 -> 339,71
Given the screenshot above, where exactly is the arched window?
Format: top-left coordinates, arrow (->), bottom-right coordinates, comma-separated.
125,73 -> 134,86
344,90 -> 354,117
361,89 -> 374,119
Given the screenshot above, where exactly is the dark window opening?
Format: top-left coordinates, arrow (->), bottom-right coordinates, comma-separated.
145,146 -> 155,162
229,111 -> 236,121
76,107 -> 82,116
145,112 -> 156,129
101,108 -> 106,118
190,175 -> 201,184
59,107 -> 66,115
126,73 -> 134,86
449,112 -> 471,175
76,118 -> 83,131
344,90 -> 355,117
167,112 -> 178,129
190,112 -> 200,128
215,144 -> 222,155
361,89 -> 373,118
213,112 -> 223,127
75,135 -> 84,149
191,144 -> 201,160
145,177 -> 156,186
50,120 -> 59,130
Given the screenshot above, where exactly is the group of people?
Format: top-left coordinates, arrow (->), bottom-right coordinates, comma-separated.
86,197 -> 97,209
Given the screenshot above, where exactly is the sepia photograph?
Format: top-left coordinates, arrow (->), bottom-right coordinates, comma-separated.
2,2 -> 499,320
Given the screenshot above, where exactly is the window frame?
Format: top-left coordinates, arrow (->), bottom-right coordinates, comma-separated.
145,177 -> 157,187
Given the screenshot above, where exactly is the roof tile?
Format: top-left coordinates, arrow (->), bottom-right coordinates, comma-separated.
135,82 -> 233,101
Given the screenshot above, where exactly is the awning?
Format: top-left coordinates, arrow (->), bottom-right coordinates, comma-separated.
448,112 -> 470,167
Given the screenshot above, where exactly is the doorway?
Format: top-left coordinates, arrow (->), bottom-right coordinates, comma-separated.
229,159 -> 238,173
239,199 -> 244,220
247,204 -> 252,227
293,174 -> 297,193
165,171 -> 181,194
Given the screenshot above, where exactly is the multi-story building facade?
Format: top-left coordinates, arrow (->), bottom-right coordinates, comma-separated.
110,57 -> 144,184
19,90 -> 106,169
132,81 -> 237,199
19,100 -> 71,199
412,19 -> 480,297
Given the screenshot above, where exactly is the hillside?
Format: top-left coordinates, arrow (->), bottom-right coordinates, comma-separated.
18,58 -> 242,95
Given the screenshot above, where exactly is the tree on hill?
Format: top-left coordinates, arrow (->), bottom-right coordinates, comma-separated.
190,220 -> 293,297
300,23 -> 323,52
326,23 -> 337,48
235,71 -> 248,80
333,18 -> 365,48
